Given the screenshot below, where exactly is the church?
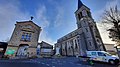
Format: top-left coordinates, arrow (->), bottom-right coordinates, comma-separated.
55,0 -> 106,56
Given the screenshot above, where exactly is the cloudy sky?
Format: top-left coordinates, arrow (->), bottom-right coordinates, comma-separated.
0,0 -> 120,45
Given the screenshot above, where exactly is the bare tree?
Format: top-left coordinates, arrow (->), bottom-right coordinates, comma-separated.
102,6 -> 120,44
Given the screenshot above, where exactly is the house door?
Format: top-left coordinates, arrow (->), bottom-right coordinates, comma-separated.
17,44 -> 29,57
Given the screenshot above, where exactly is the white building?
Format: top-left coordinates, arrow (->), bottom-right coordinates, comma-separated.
104,43 -> 116,54
55,0 -> 106,56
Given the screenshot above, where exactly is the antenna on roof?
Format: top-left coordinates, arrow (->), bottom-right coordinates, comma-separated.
30,16 -> 34,21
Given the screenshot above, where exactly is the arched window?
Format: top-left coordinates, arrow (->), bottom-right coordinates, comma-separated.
78,12 -> 83,20
87,11 -> 92,18
78,14 -> 81,20
89,41 -> 92,46
75,40 -> 78,49
82,10 -> 87,16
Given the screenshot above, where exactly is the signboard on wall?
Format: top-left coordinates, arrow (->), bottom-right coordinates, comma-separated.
41,49 -> 51,52
6,49 -> 15,55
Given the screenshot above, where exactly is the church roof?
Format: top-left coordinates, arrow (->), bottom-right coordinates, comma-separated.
78,0 -> 83,9
16,21 -> 41,29
38,41 -> 53,48
57,28 -> 82,43
76,0 -> 90,12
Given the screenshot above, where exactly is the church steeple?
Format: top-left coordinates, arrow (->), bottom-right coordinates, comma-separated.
78,0 -> 83,9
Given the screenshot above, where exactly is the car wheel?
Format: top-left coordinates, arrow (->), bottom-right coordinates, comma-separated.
109,60 -> 115,65
115,59 -> 119,64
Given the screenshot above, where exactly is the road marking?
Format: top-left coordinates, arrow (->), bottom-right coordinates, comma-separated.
52,62 -> 56,63
57,60 -> 60,62
62,61 -> 66,63
63,61 -> 66,63
42,63 -> 45,64
86,65 -> 92,67
59,63 -> 62,65
46,64 -> 50,66
69,62 -> 73,64
77,64 -> 81,65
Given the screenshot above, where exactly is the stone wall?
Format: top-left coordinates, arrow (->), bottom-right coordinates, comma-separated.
5,21 -> 41,58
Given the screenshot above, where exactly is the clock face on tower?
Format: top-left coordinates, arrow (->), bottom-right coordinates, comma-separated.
82,10 -> 87,16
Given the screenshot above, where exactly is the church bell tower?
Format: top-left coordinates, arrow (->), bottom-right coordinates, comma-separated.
75,0 -> 106,51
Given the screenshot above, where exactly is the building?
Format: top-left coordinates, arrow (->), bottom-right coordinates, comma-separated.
0,42 -> 8,58
104,43 -> 116,54
55,0 -> 106,56
5,21 -> 41,58
38,41 -> 53,57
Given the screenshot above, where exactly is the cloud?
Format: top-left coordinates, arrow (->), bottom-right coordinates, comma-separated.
94,0 -> 120,44
39,30 -> 55,45
105,0 -> 120,9
96,23 -> 115,44
0,0 -> 30,42
53,7 -> 64,28
35,5 -> 49,29
0,0 -> 55,45
1,0 -> 117,45
93,0 -> 120,21
35,5 -> 55,45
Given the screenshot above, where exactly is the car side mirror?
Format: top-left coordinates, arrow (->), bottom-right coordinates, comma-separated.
104,54 -> 106,56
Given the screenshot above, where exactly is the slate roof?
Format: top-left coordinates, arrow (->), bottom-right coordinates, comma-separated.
78,0 -> 83,9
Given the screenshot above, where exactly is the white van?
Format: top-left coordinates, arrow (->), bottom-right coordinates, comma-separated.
86,51 -> 119,64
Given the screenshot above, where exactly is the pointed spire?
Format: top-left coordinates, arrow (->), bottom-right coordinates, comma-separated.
78,0 -> 83,9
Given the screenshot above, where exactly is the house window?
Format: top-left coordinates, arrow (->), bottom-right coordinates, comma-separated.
82,10 -> 87,16
63,49 -> 64,51
97,39 -> 100,43
89,42 -> 92,46
78,14 -> 81,20
21,32 -> 32,42
86,28 -> 88,32
80,12 -> 82,17
78,23 -> 81,28
87,11 -> 92,18
68,47 -> 71,52
21,33 -> 25,40
78,12 -> 83,20
75,40 -> 78,49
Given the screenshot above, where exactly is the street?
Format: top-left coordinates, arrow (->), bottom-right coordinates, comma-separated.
0,57 -> 119,67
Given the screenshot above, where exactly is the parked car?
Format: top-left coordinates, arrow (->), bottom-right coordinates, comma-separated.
86,51 -> 119,64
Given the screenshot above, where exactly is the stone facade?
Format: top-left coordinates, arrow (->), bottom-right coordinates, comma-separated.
55,0 -> 106,56
5,21 -> 41,58
104,44 -> 116,52
38,41 -> 53,57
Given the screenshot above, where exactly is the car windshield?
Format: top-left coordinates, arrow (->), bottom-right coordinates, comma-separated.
104,52 -> 112,56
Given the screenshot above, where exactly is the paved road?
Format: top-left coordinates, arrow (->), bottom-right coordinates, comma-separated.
0,57 -> 119,67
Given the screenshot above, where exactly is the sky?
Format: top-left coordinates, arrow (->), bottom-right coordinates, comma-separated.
0,0 -> 120,45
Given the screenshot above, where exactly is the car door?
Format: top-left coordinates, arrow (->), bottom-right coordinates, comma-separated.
97,52 -> 106,62
91,52 -> 97,61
